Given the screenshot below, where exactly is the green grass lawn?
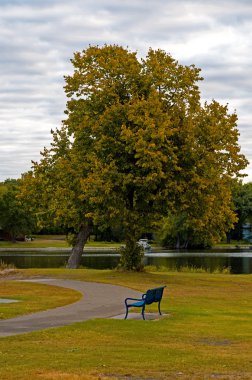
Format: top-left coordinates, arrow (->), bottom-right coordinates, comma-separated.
0,268 -> 252,380
0,236 -> 121,249
0,280 -> 81,319
0,235 -> 250,250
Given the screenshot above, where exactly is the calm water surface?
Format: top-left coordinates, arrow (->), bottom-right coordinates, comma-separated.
1,249 -> 252,274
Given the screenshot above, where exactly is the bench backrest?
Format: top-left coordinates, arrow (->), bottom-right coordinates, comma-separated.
145,286 -> 166,305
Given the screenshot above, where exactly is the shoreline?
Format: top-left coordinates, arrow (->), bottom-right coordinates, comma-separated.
1,245 -> 252,252
0,246 -> 118,252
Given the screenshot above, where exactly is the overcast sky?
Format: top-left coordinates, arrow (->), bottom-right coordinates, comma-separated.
1,0 -> 252,182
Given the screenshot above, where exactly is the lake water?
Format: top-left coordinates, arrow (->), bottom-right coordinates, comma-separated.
1,249 -> 252,274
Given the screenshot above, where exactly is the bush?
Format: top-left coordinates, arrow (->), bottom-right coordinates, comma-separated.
117,241 -> 144,271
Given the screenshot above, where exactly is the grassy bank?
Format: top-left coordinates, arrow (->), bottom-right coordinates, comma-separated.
0,235 -> 251,250
0,268 -> 252,379
0,235 -> 121,249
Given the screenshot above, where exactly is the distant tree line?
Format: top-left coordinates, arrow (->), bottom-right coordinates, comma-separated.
1,178 -> 252,246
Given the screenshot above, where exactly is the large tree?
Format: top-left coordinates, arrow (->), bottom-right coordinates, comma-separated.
21,45 -> 247,269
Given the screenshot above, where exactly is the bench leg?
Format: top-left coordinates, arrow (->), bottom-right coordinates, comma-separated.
141,305 -> 145,320
124,306 -> 129,320
158,301 -> 162,315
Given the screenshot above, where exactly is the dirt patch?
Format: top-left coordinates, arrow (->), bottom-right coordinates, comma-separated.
0,269 -> 24,279
197,338 -> 232,346
102,373 -> 252,380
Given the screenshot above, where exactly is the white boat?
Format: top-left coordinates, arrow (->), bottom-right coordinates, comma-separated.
138,239 -> 151,251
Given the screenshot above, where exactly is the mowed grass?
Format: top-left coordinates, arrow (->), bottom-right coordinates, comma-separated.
0,236 -> 121,249
0,268 -> 252,380
0,236 -> 68,249
0,280 -> 81,319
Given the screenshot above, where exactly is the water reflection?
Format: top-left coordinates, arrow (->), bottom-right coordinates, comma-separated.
0,250 -> 252,274
144,255 -> 252,274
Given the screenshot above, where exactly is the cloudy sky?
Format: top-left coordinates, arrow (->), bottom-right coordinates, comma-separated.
1,0 -> 252,181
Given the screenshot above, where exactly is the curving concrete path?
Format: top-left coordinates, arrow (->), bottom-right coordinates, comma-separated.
0,278 -> 142,337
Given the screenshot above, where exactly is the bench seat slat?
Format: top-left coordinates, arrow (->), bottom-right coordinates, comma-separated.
129,301 -> 145,307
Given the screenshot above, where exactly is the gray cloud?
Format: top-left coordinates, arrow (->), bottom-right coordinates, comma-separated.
0,0 -> 252,180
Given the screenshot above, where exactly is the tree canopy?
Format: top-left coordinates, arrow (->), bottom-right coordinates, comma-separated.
20,45 -> 248,269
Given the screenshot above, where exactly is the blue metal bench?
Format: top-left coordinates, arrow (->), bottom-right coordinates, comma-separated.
124,286 -> 166,320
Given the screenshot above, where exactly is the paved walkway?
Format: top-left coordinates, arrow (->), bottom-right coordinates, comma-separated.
0,278 -> 142,337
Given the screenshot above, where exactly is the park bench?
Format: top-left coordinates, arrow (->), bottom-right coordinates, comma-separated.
124,286 -> 166,320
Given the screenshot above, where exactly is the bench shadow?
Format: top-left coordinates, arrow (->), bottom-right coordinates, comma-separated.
111,313 -> 170,320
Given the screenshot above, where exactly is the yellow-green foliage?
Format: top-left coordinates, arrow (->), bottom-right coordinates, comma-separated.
19,45 -> 248,269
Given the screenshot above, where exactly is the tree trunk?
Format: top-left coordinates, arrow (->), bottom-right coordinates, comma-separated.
11,233 -> 16,243
176,233 -> 180,249
66,223 -> 92,269
226,230 -> 231,244
182,239 -> 189,249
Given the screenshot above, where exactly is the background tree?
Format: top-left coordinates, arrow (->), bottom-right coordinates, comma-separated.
0,179 -> 34,242
230,181 -> 252,241
20,44 -> 248,269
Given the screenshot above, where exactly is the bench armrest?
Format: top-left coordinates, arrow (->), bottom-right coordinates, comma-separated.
125,297 -> 142,304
